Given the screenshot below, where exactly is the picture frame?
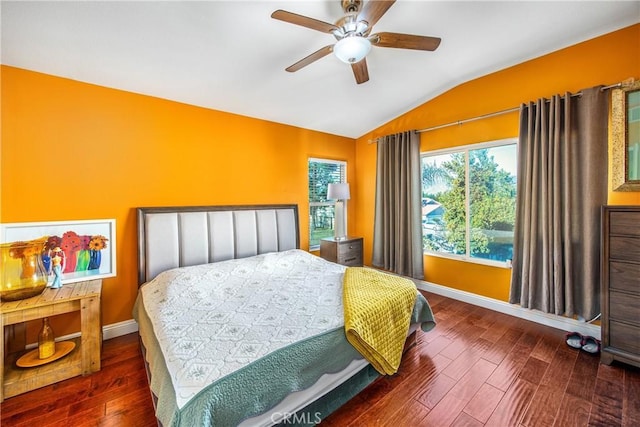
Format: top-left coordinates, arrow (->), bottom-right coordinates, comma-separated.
0,219 -> 116,285
611,80 -> 640,191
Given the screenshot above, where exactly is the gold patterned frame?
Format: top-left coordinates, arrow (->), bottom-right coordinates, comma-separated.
611,80 -> 640,191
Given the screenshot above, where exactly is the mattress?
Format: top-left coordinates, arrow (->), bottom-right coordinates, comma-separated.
133,249 -> 435,426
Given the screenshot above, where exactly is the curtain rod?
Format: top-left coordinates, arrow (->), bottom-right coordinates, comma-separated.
368,82 -> 624,143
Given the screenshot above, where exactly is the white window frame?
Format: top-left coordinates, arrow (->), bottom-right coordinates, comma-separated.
308,158 -> 347,251
421,138 -> 517,268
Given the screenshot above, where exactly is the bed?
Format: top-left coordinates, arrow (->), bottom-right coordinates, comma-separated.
133,204 -> 435,426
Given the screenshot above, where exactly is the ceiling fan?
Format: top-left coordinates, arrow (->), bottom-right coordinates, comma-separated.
271,0 -> 441,84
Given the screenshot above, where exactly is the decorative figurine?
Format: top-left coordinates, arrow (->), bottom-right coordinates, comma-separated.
50,247 -> 63,289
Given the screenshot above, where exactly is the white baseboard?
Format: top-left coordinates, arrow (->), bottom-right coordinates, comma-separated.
62,319 -> 138,341
103,319 -> 139,340
415,280 -> 601,340
25,319 -> 139,349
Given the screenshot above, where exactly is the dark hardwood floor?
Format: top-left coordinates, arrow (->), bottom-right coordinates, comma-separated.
2,291 -> 639,426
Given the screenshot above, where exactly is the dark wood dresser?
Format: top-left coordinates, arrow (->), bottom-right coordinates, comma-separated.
320,237 -> 363,267
601,205 -> 640,368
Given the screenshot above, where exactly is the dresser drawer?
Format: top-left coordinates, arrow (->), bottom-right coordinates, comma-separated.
609,320 -> 640,355
610,211 -> 640,237
610,261 -> 640,294
609,236 -> 640,262
609,291 -> 640,325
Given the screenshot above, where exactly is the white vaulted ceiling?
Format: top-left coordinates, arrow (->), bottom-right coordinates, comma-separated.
2,1 -> 639,138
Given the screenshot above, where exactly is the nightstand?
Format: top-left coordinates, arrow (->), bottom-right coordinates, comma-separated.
320,237 -> 363,267
1,279 -> 102,401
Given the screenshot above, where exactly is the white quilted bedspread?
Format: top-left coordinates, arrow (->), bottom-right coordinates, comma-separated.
141,249 -> 346,409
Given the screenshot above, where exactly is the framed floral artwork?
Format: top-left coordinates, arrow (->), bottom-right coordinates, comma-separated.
0,219 -> 116,285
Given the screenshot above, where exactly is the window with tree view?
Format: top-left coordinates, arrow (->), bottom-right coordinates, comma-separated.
421,140 -> 517,264
308,158 -> 346,250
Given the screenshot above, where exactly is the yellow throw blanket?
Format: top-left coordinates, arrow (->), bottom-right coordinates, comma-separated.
343,267 -> 418,375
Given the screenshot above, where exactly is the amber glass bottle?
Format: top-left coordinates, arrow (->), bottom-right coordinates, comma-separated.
38,317 -> 56,359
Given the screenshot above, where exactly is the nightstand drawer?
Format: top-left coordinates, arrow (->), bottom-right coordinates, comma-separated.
338,251 -> 362,267
337,239 -> 362,257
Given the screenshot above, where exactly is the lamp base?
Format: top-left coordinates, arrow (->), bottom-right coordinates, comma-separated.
334,200 -> 347,242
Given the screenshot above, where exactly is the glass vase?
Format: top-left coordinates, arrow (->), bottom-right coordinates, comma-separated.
88,250 -> 101,270
76,249 -> 90,271
0,238 -> 49,301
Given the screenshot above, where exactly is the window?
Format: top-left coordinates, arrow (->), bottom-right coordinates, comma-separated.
308,158 -> 346,250
421,139 -> 517,265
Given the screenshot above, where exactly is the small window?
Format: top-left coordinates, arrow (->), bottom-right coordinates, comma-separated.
421,140 -> 517,266
308,158 -> 346,250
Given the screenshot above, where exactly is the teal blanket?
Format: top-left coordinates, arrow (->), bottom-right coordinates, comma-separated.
133,291 -> 435,427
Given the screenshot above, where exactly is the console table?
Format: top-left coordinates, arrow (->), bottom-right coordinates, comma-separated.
0,279 -> 102,401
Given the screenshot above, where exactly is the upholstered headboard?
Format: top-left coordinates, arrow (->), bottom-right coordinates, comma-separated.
137,204 -> 299,284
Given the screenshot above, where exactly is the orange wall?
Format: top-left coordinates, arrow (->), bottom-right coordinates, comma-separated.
2,24 -> 639,336
355,24 -> 640,301
1,66 -> 356,336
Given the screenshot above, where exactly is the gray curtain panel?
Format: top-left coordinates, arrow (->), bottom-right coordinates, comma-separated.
509,87 -> 608,320
372,130 -> 424,279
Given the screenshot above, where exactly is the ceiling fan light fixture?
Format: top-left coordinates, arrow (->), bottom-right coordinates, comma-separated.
273,2 -> 441,82
334,36 -> 371,64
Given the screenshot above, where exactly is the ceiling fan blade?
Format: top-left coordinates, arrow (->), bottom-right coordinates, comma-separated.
371,32 -> 441,51
358,0 -> 396,28
271,10 -> 338,33
351,59 -> 370,84
285,45 -> 334,72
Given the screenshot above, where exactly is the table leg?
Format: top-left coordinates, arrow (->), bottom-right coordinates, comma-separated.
80,296 -> 101,375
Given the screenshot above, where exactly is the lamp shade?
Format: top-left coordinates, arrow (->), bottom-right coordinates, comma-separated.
333,36 -> 371,64
327,183 -> 350,200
